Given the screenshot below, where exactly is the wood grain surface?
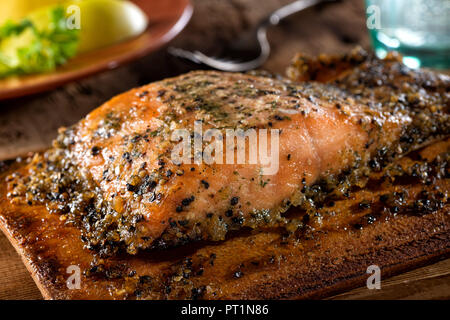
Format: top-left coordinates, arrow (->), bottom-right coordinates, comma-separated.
0,0 -> 448,299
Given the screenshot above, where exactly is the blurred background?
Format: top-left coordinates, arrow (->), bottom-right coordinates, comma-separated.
0,0 -> 371,160
366,0 -> 449,69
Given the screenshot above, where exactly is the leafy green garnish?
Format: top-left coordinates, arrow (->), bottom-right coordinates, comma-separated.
0,6 -> 80,78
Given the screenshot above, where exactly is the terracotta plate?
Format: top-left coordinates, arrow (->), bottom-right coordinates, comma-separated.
0,0 -> 193,101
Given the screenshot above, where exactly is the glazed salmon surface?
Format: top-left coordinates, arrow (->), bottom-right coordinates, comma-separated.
70,72 -> 394,248
7,55 -> 449,254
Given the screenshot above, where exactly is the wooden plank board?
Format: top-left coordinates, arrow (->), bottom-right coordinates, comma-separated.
0,139 -> 448,299
1,229 -> 449,300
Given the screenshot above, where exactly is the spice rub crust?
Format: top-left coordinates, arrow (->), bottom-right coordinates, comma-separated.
7,51 -> 449,255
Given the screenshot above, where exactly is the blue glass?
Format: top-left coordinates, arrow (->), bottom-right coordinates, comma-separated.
365,0 -> 450,69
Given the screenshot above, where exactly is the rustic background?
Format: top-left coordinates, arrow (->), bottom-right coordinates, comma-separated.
0,0 -> 449,299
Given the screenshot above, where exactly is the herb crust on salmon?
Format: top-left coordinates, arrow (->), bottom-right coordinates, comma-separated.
6,49 -> 449,255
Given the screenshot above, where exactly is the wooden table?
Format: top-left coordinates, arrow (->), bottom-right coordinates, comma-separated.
0,0 -> 449,299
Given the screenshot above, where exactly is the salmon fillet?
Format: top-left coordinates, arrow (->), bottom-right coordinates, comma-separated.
7,51 -> 449,255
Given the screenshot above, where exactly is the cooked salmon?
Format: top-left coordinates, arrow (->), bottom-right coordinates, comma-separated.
7,51 -> 449,255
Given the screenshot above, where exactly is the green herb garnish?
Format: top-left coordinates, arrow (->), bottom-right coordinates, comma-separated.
0,6 -> 79,78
